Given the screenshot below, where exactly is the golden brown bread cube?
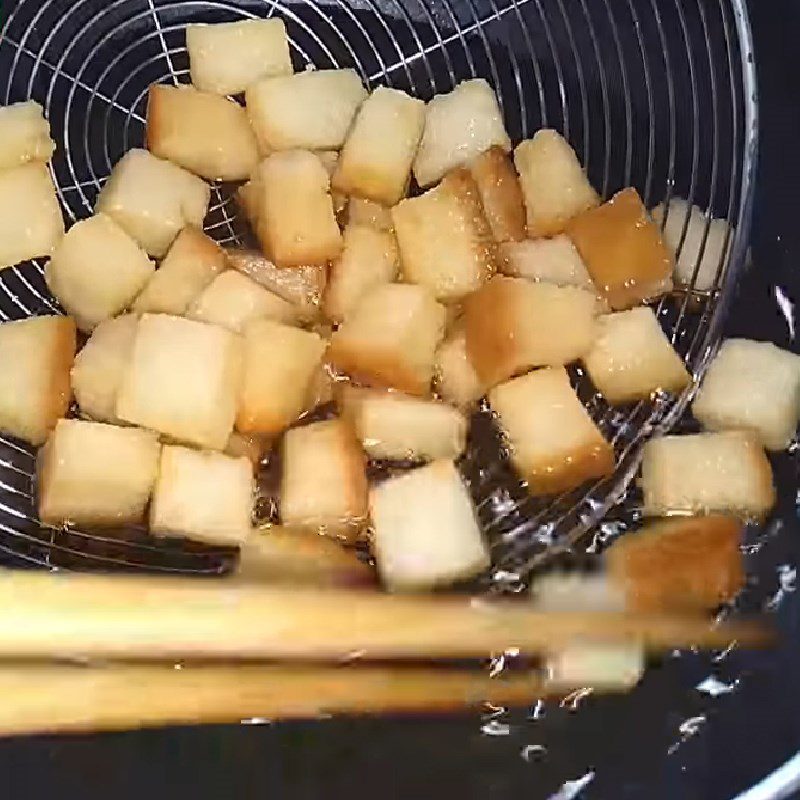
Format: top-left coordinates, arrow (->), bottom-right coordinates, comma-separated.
514,129 -> 599,238
45,214 -> 155,331
605,515 -> 745,614
567,187 -> 674,310
332,87 -> 425,206
347,197 -> 394,231
236,318 -> 326,435
489,367 -> 615,496
468,146 -> 526,243
187,18 -> 292,96
38,419 -> 160,526
0,100 -> 55,170
116,314 -> 241,451
413,79 -> 511,188
132,226 -> 226,316
150,445 -> 253,546
245,69 -> 367,153
342,386 -> 467,461
0,163 -> 64,269
254,150 -> 342,267
582,307 -> 690,403
0,315 -> 76,446
369,459 -> 489,591
324,224 -> 399,322
95,149 -> 210,257
70,314 -> 138,424
146,84 -> 259,181
640,431 -> 775,519
392,169 -> 496,301
464,276 -> 597,388
434,326 -> 486,409
280,419 -> 368,541
498,235 -> 595,290
328,283 -> 447,396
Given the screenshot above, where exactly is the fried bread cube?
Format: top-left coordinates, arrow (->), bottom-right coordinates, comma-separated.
499,235 -> 595,290
324,224 -> 399,322
236,179 -> 260,229
245,69 -> 367,153
347,197 -> 394,231
96,149 -> 210,257
38,419 -> 160,526
468,146 -> 526,243
464,276 -> 597,388
45,214 -> 155,331
514,129 -> 599,238
692,339 -> 800,450
116,314 -> 241,450
187,18 -> 292,96
332,87 -> 425,206
329,283 -> 446,395
413,79 -> 511,188
582,307 -> 690,403
434,326 -> 486,409
150,445 -> 252,546
392,168 -> 496,301
0,163 -> 64,269
0,100 -> 55,170
369,459 -> 489,590
640,431 -> 775,519
489,367 -> 615,495
236,318 -> 326,435
254,150 -> 342,267
545,644 -> 645,690
567,187 -> 674,310
530,573 -> 626,612
71,315 -> 138,424
605,515 -> 744,614
280,419 -> 368,541
132,226 -> 226,316
0,315 -> 76,446
147,84 -> 259,181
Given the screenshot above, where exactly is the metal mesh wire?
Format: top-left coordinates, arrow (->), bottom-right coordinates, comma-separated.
0,0 -> 757,578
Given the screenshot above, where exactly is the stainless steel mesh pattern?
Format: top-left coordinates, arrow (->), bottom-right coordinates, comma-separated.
0,0 -> 757,579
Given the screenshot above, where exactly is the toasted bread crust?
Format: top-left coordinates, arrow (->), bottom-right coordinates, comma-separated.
468,146 -> 526,243
521,440 -> 615,496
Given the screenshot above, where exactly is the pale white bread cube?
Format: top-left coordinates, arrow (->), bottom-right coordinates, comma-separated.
187,18 -> 292,96
150,445 -> 253,546
514,129 -> 599,238
280,419 -> 368,541
413,79 -> 511,188
116,314 -> 241,450
434,326 -> 486,409
237,318 -> 326,435
347,197 -> 394,231
583,307 -> 690,404
489,367 -> 615,496
692,338 -> 800,450
45,213 -> 155,331
38,419 -> 160,526
0,101 -> 55,170
651,198 -> 731,291
342,386 -> 467,461
392,168 -> 496,301
499,235 -> 595,290
329,282 -> 447,396
147,84 -> 259,181
187,270 -> 300,333
245,69 -> 367,153
530,573 -> 626,613
333,87 -> 425,206
0,163 -> 64,269
225,432 -> 271,473
71,315 -> 138,424
640,431 -> 775,519
545,644 -> 645,691
0,315 -> 76,446
369,459 -> 489,591
468,146 -> 526,243
324,224 -> 399,322
96,149 -> 210,257
255,150 -> 343,267
132,226 -> 226,316
464,276 -> 597,388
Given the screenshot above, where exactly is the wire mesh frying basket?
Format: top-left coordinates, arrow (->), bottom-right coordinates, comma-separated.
0,0 -> 757,581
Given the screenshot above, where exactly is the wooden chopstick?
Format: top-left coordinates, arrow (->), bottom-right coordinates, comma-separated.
0,572 -> 770,661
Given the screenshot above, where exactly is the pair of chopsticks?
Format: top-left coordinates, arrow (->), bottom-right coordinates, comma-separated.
0,571 -> 770,735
